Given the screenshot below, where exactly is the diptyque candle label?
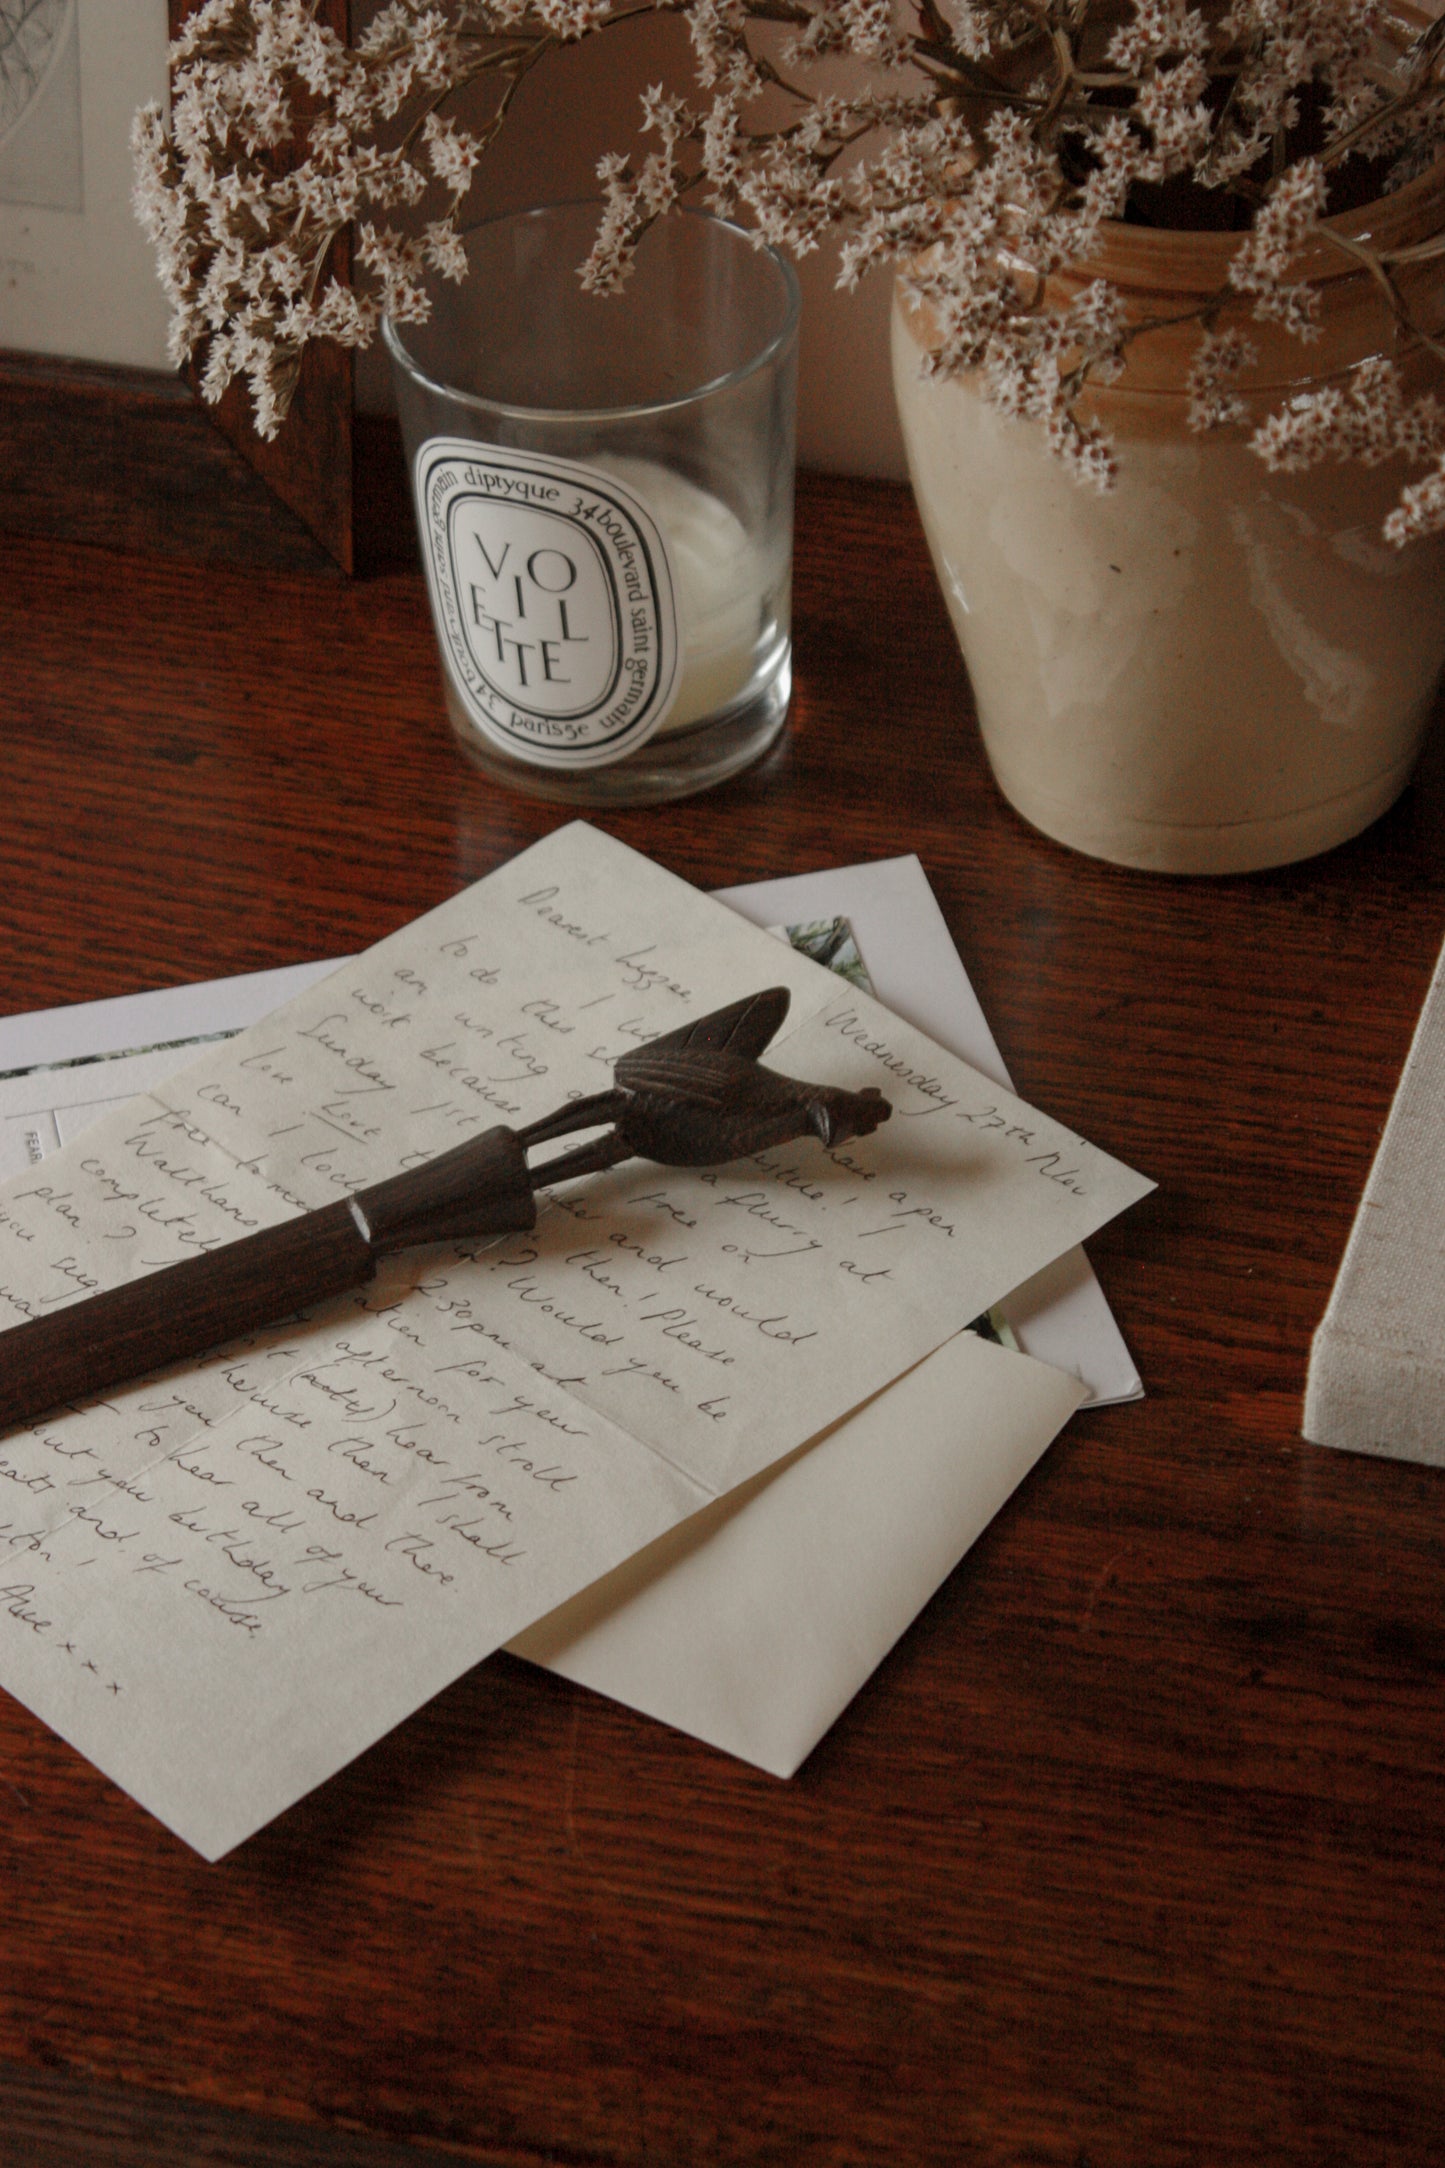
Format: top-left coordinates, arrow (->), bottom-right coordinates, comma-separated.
416,440 -> 681,768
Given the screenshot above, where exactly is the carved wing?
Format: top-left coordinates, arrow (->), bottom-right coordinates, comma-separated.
611,1045 -> 773,1109
615,986 -> 789,1083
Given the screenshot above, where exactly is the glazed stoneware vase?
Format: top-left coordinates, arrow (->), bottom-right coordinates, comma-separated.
892,163 -> 1445,874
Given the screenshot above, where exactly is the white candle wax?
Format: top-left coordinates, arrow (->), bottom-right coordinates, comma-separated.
593,457 -> 772,734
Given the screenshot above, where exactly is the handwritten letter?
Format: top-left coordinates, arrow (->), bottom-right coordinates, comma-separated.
0,824 -> 1151,1854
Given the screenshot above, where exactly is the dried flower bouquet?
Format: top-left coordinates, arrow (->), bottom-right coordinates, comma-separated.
136,0 -> 1445,538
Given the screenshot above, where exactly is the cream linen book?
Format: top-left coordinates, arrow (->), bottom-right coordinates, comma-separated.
1305,930 -> 1445,1465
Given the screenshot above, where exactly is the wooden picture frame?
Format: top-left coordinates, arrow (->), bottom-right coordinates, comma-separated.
0,0 -> 356,575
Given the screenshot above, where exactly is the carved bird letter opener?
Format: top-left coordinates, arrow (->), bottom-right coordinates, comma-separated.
0,987 -> 889,1434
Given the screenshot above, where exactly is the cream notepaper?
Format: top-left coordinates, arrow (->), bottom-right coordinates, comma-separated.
0,825 -> 1152,1856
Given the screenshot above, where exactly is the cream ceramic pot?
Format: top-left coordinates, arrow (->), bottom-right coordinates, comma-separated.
892,164 -> 1445,874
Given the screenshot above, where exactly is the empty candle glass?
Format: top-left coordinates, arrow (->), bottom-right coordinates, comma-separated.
384,202 -> 800,805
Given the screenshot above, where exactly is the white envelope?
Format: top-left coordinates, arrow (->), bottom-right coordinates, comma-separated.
510,856 -> 1126,1769
511,1327 -> 1087,1773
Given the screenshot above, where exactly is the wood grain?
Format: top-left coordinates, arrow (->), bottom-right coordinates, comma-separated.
0,475 -> 1443,2167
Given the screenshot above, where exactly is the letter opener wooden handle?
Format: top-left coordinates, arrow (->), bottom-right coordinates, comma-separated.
0,988 -> 889,1435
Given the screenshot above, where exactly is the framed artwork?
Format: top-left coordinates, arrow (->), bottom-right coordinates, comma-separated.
0,0 -> 356,572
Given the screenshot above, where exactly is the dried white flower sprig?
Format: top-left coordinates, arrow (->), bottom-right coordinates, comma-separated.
133,0 -> 617,437
135,0 -> 1445,537
585,0 -> 1445,539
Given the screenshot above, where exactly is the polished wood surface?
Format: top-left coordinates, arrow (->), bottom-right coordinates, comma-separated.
2,472 -> 1443,2166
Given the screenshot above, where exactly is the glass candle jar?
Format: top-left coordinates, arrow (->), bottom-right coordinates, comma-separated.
384,202 -> 800,806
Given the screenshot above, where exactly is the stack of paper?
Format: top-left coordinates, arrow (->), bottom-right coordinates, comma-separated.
0,826 -> 1150,1856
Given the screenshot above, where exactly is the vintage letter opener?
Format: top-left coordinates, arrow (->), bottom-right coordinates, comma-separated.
0,989 -> 888,1434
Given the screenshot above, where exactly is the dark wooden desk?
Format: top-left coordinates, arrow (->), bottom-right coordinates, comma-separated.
2,473 -> 1443,2168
